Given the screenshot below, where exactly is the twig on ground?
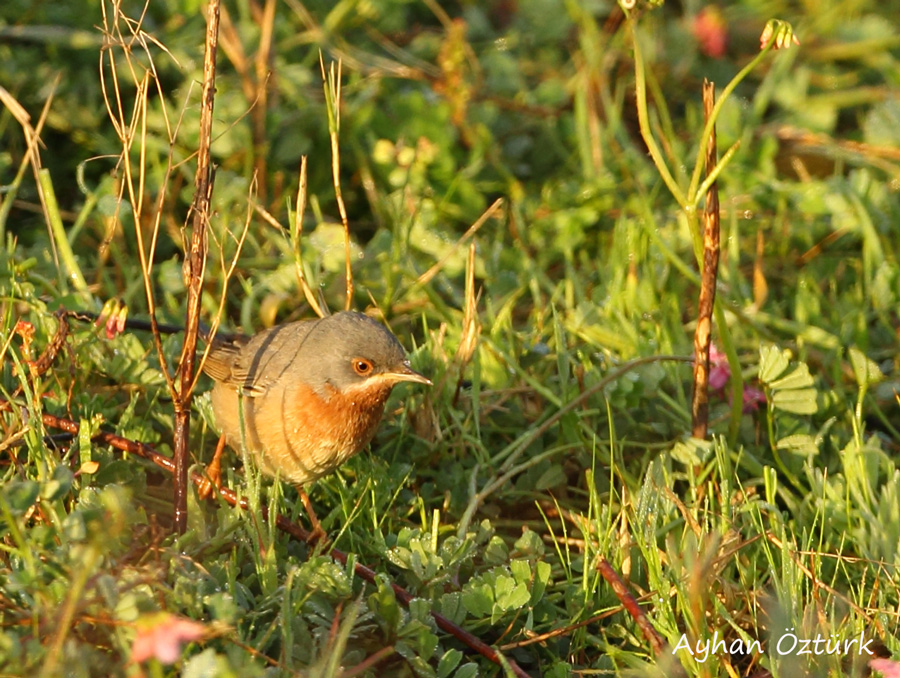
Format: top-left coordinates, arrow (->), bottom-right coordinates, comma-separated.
596,556 -> 667,657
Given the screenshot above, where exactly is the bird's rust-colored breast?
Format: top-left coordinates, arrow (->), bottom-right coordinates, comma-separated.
217,376 -> 396,486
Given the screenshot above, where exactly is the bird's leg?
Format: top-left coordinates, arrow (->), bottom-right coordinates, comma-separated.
198,434 -> 228,500
299,487 -> 328,544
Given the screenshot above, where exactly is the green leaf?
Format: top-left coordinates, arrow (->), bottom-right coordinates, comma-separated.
183,649 -> 231,678
771,388 -> 818,414
535,464 -> 567,490
368,576 -> 402,632
4,480 -> 40,514
512,529 -> 545,558
510,559 -> 531,586
386,545 -> 413,569
848,347 -> 883,388
670,438 -> 713,466
394,641 -> 436,677
41,465 -> 74,502
461,583 -> 493,618
454,664 -> 479,678
531,561 -> 552,604
408,598 -> 433,625
483,535 -> 509,566
776,434 -> 819,456
493,574 -> 515,601
863,98 -> 900,146
403,623 -> 438,661
438,592 -> 466,625
496,582 -> 531,612
758,345 -> 789,383
437,649 -> 463,678
769,364 -> 814,391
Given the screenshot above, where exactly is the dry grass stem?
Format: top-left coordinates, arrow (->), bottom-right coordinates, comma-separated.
318,55 -> 353,310
415,197 -> 503,287
291,155 -> 326,318
690,79 -> 720,439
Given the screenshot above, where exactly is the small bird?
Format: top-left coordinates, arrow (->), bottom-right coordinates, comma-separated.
200,311 -> 431,536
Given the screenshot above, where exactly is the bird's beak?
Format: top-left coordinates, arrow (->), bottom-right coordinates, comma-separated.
383,361 -> 432,386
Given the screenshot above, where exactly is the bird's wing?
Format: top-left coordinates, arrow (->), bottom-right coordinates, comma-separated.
201,333 -> 250,385
202,319 -> 321,397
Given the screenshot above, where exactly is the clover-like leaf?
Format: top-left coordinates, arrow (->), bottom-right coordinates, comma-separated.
461,582 -> 493,618
758,345 -> 790,383
771,388 -> 818,415
437,649 -> 463,678
849,347 -> 883,389
769,364 -> 814,391
776,434 -> 819,456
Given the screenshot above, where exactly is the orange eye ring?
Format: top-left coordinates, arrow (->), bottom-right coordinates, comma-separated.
352,358 -> 374,376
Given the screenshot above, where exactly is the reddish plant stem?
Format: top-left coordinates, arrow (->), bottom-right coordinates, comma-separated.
596,556 -> 666,657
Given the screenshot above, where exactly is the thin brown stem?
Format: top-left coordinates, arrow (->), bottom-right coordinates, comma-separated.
319,56 -> 353,310
173,0 -> 220,533
596,556 -> 666,657
291,156 -> 326,317
415,198 -> 502,287
98,2 -> 179,398
691,79 -> 720,440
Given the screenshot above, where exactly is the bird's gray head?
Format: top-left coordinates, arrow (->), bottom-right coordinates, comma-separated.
302,311 -> 430,394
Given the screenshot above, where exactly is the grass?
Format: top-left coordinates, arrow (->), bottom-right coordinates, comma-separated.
2,0 -> 900,676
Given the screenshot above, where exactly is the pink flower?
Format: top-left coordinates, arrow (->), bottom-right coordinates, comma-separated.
870,658 -> 900,678
106,305 -> 128,340
96,299 -> 128,339
692,7 -> 728,58
708,344 -> 731,390
742,386 -> 766,413
699,344 -> 767,412
131,613 -> 206,665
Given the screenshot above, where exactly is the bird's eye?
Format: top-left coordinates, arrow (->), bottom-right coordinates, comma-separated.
352,358 -> 374,376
